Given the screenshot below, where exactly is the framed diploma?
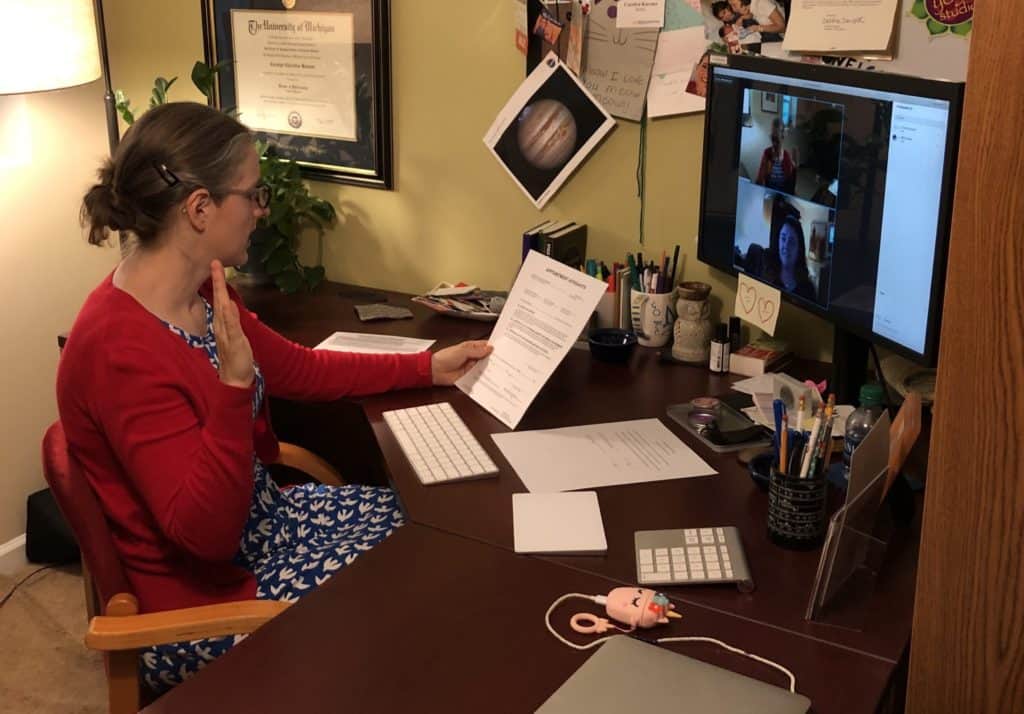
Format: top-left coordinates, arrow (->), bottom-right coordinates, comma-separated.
201,0 -> 393,189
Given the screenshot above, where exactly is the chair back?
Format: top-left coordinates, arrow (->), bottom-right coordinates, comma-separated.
41,421 -> 132,614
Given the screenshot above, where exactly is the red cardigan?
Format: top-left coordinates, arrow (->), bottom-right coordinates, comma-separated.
56,274 -> 433,613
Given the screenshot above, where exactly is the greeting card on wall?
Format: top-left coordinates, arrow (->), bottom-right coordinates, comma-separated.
485,52 -> 616,208
646,0 -> 707,117
581,1 -> 659,121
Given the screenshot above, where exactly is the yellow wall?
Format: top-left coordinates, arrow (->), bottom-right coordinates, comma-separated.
0,0 -> 835,546
103,0 -> 832,362
0,86 -> 117,545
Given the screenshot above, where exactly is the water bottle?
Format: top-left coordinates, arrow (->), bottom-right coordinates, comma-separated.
841,384 -> 885,480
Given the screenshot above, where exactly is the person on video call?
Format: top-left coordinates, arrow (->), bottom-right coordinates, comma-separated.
756,117 -> 797,195
58,101 -> 491,693
763,215 -> 816,300
728,0 -> 787,42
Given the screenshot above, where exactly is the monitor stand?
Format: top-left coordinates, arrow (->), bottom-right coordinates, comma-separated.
832,327 -> 870,406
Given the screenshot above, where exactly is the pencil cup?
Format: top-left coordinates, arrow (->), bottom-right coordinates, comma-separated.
630,289 -> 675,348
766,467 -> 827,550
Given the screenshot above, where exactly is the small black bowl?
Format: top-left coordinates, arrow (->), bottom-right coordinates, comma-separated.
588,328 -> 638,364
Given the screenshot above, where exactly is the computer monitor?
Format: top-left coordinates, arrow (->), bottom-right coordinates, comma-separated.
697,55 -> 963,398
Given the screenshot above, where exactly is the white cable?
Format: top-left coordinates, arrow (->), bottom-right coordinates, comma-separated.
544,594 -> 798,693
656,636 -> 797,693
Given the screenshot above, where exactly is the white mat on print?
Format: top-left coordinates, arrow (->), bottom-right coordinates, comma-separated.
492,418 -> 716,493
647,27 -> 707,117
483,52 -> 615,209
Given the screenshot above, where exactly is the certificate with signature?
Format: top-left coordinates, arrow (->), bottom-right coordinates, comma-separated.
455,251 -> 607,429
782,0 -> 900,56
231,10 -> 357,141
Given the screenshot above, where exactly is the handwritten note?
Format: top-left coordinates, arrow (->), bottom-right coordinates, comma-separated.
783,0 -> 901,55
646,26 -> 706,117
581,7 -> 659,121
735,273 -> 781,336
617,0 -> 666,28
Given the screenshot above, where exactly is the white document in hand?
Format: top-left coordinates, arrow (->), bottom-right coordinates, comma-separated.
455,251 -> 607,429
492,418 -> 717,492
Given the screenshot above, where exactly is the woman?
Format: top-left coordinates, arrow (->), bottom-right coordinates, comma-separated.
755,117 -> 797,195
58,102 -> 491,692
763,215 -> 816,300
728,0 -> 787,42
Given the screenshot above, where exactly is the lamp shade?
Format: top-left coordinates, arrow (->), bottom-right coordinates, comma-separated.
0,0 -> 101,94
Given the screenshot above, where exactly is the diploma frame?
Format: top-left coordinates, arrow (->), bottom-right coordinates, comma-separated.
201,0 -> 393,189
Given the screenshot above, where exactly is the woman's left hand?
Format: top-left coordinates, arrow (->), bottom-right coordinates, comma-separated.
431,340 -> 493,386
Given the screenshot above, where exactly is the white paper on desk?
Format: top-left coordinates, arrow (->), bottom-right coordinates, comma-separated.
617,0 -> 665,28
493,418 -> 716,492
646,27 -> 706,118
314,332 -> 434,354
783,0 -> 900,55
731,373 -> 774,396
456,251 -> 607,429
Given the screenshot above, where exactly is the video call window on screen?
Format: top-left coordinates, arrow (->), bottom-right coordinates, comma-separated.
732,89 -> 843,308
697,57 -> 964,365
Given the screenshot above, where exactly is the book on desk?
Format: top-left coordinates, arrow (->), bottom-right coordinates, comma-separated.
522,220 -> 587,269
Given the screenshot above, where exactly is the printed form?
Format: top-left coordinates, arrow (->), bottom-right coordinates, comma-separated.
456,251 -> 607,429
493,419 -> 717,492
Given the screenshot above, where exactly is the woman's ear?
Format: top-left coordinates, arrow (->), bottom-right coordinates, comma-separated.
182,188 -> 213,232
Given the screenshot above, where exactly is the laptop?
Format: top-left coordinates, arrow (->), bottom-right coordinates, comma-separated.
536,636 -> 810,713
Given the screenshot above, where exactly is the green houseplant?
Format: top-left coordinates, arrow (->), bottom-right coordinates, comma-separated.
115,62 -> 337,293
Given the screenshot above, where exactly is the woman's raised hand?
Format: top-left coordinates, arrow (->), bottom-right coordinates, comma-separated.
210,260 -> 255,389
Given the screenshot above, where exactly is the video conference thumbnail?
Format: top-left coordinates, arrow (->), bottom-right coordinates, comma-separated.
739,89 -> 843,208
733,180 -> 835,307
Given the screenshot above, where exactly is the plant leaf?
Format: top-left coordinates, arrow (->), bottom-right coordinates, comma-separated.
910,0 -> 928,20
275,269 -> 302,294
266,246 -> 294,274
304,265 -> 326,291
950,20 -> 972,36
926,18 -> 948,34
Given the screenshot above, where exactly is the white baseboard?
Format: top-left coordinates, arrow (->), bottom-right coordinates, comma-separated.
0,534 -> 29,575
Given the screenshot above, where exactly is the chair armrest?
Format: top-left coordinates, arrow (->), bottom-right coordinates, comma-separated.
276,442 -> 345,486
85,599 -> 291,651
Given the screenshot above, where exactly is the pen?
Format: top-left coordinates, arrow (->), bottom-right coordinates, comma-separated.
779,414 -> 789,475
800,408 -> 822,479
796,395 -> 805,433
669,244 -> 680,287
772,399 -> 784,462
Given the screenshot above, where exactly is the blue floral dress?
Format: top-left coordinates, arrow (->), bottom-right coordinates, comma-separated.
140,298 -> 405,693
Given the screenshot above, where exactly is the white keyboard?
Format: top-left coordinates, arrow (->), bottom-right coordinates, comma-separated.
383,402 -> 499,485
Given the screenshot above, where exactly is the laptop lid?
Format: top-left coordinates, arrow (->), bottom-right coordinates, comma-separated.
536,636 -> 810,714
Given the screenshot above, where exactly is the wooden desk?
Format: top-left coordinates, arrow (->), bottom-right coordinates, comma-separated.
145,524 -> 893,714
210,280 -> 919,711
364,347 -> 919,665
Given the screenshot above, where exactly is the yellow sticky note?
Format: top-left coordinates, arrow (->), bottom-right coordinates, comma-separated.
735,273 -> 781,336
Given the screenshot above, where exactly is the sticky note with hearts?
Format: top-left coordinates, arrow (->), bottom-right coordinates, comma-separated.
735,273 -> 781,336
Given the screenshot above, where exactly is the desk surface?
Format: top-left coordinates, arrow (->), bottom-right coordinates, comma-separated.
178,279 -> 922,712
145,524 -> 892,714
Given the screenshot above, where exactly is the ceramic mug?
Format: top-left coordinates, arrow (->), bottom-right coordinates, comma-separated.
630,289 -> 675,348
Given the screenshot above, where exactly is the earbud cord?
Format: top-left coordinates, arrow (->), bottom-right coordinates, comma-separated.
545,593 -> 797,693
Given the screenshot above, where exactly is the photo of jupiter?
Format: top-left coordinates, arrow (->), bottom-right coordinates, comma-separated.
516,99 -> 578,170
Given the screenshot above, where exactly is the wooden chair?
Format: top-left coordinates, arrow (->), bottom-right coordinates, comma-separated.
41,421 -> 345,713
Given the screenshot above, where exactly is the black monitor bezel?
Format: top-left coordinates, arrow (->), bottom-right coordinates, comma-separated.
697,54 -> 964,367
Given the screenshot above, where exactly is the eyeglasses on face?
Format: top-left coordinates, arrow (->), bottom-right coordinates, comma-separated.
220,182 -> 271,210
152,162 -> 271,210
